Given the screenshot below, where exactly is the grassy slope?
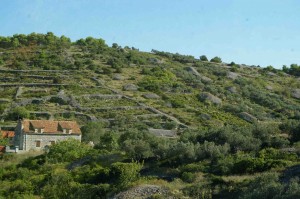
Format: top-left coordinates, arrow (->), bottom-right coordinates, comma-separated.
1,36 -> 300,198
1,43 -> 299,131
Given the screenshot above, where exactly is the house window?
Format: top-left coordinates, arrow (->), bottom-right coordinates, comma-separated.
38,129 -> 44,133
50,141 -> 55,145
36,140 -> 41,147
35,129 -> 44,133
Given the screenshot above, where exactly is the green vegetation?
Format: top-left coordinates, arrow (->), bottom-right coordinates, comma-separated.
283,64 -> 300,76
0,33 -> 300,198
210,56 -> 222,63
200,55 -> 208,61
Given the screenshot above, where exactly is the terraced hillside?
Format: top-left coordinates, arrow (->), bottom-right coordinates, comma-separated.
1,34 -> 300,132
1,33 -> 300,198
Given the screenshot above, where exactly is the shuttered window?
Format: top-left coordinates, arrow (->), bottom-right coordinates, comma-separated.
36,140 -> 41,147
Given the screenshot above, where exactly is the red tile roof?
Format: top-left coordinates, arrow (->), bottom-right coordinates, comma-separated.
0,146 -> 5,153
22,120 -> 81,134
1,131 -> 15,138
0,131 -> 14,153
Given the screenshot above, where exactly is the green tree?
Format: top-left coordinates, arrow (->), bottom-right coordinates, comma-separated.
119,130 -> 156,160
110,161 -> 143,189
96,132 -> 119,151
210,56 -> 222,63
41,168 -> 75,199
12,38 -> 20,48
264,65 -> 277,73
200,55 -> 208,61
59,35 -> 71,49
0,137 -> 9,146
238,173 -> 283,199
81,122 -> 106,144
7,107 -> 30,120
46,139 -> 93,163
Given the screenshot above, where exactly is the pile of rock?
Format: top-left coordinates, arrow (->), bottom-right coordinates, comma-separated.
199,92 -> 222,105
112,185 -> 171,199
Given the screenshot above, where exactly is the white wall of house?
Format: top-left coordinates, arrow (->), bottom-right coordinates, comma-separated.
23,134 -> 81,151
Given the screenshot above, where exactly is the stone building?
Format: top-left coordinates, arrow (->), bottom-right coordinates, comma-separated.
14,119 -> 81,151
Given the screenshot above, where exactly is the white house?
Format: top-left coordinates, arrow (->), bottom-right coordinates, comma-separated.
14,119 -> 82,151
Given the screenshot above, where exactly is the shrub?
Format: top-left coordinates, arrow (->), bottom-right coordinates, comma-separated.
229,61 -> 236,66
81,122 -> 106,144
169,98 -> 185,108
102,67 -> 113,74
238,173 -> 284,199
7,107 -> 30,120
280,120 -> 300,143
46,139 -> 93,163
53,77 -> 62,84
183,183 -> 212,199
210,56 -> 222,63
49,96 -> 68,105
200,55 -> 208,61
181,172 -> 196,183
110,161 -> 143,189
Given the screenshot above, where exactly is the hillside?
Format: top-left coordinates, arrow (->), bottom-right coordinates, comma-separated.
1,33 -> 300,129
1,33 -> 300,198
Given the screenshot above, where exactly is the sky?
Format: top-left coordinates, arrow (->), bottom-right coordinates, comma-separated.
1,0 -> 300,68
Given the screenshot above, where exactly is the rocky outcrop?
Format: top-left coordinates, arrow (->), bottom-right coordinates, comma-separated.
123,84 -> 138,91
227,86 -> 237,93
200,113 -> 211,120
148,128 -> 177,137
199,92 -> 222,104
292,89 -> 300,99
91,77 -> 105,86
112,185 -> 171,199
227,72 -> 240,80
266,85 -> 273,90
142,93 -> 160,99
148,58 -> 163,64
15,87 -> 23,99
186,67 -> 212,83
113,74 -> 124,80
239,112 -> 257,123
267,72 -> 277,77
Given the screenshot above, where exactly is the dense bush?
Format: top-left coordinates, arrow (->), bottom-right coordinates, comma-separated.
138,66 -> 176,92
110,161 -> 143,189
7,107 -> 30,120
280,120 -> 300,143
200,55 -> 208,61
46,139 -> 93,163
283,64 -> 300,76
81,122 -> 107,144
210,56 -> 222,63
151,49 -> 195,63
0,32 -> 71,49
1,32 -> 300,198
238,173 -> 300,199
